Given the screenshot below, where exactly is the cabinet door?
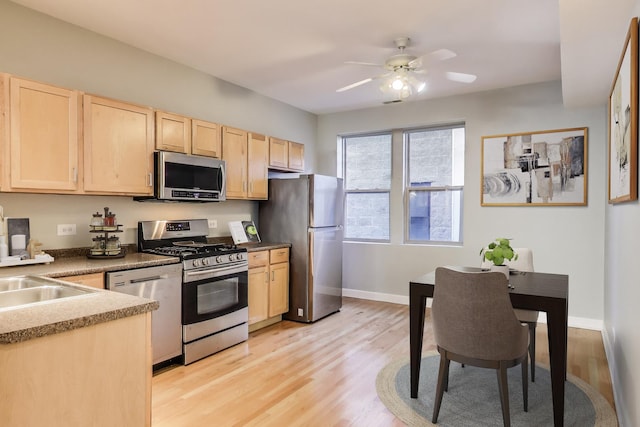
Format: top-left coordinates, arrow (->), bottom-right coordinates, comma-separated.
268,137 -> 288,169
247,132 -> 268,199
288,141 -> 305,171
58,272 -> 104,289
221,126 -> 248,199
192,119 -> 221,158
7,77 -> 81,192
83,95 -> 154,195
248,266 -> 269,325
269,262 -> 289,317
155,111 -> 191,154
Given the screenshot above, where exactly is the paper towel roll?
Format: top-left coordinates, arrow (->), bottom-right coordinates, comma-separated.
11,234 -> 26,256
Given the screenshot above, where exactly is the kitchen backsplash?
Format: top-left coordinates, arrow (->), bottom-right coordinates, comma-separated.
0,193 -> 257,251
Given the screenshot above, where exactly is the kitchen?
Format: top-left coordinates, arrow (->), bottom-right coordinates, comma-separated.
0,1 -> 635,426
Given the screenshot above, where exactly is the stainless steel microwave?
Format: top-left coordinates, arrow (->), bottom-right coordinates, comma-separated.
146,151 -> 226,202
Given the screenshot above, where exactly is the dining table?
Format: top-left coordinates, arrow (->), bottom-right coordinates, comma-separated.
410,266 -> 569,427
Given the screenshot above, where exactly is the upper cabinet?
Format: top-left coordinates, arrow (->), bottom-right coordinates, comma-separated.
247,132 -> 268,199
3,76 -> 82,193
191,119 -> 221,158
222,127 -> 268,200
155,111 -> 221,158
155,111 -> 191,154
222,126 -> 248,199
268,137 -> 304,172
83,95 -> 154,195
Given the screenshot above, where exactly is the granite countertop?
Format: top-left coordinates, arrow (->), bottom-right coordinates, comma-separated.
0,252 -> 180,279
0,253 -> 178,345
238,242 -> 291,252
0,242 -> 288,345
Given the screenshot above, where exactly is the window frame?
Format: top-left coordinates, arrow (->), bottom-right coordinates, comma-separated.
403,124 -> 465,244
341,131 -> 392,243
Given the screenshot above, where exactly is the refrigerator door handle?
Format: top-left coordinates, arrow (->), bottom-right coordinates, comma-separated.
309,232 -> 315,279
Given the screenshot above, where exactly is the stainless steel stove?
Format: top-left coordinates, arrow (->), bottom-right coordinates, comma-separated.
138,219 -> 248,365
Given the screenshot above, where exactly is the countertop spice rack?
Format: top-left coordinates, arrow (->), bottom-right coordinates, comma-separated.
87,207 -> 124,259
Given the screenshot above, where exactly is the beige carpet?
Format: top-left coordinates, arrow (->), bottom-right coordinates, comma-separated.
376,352 -> 618,426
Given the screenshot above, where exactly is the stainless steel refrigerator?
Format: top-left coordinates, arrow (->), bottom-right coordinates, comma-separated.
259,174 -> 343,323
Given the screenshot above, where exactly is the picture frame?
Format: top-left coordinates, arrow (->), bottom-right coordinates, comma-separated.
608,16 -> 638,204
481,127 -> 588,206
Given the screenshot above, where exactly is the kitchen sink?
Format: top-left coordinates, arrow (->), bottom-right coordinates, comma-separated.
0,276 -> 97,311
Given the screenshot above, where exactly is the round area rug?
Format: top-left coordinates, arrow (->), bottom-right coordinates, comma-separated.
376,352 -> 618,426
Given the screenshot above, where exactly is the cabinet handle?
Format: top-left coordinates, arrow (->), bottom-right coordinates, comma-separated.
148,173 -> 153,187
271,271 -> 275,281
265,272 -> 269,282
72,167 -> 78,183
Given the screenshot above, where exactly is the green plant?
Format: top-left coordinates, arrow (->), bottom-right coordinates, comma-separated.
480,238 -> 518,266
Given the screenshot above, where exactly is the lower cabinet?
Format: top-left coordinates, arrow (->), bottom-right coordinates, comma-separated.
248,247 -> 289,329
58,272 -> 105,289
0,313 -> 152,427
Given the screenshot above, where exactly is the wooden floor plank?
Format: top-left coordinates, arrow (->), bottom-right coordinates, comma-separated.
152,297 -> 615,426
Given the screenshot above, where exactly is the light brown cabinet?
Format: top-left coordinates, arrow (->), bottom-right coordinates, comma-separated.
2,76 -> 82,193
83,95 -> 154,195
268,137 -> 304,172
155,112 -> 222,158
58,272 -> 105,289
247,132 -> 268,199
268,248 -> 290,317
247,248 -> 290,327
0,313 -> 152,427
155,111 -> 191,153
222,127 -> 268,200
192,119 -> 221,158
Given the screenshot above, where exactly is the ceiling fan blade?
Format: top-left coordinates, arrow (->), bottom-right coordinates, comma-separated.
336,77 -> 374,92
445,71 -> 477,83
336,73 -> 391,93
344,61 -> 384,67
408,49 -> 457,69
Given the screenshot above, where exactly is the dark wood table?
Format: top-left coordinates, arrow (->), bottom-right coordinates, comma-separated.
410,267 -> 569,427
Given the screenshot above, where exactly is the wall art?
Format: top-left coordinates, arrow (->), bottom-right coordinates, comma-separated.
608,16 -> 638,203
481,127 -> 588,206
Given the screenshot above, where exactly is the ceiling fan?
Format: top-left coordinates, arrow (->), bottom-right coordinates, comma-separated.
336,37 -> 477,102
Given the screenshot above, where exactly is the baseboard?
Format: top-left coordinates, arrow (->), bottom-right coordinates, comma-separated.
343,288 -> 603,331
602,326 -> 627,427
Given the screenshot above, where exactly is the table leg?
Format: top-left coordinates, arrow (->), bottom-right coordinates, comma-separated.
546,303 -> 568,427
410,286 -> 427,398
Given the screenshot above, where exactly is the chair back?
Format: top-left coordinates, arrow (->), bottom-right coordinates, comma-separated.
432,267 -> 528,361
481,247 -> 534,272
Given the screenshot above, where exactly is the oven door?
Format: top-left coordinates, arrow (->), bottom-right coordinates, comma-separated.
182,263 -> 248,325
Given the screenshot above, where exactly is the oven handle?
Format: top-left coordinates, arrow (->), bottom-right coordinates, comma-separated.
184,263 -> 247,279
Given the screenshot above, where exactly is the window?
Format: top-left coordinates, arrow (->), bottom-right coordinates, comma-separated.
405,125 -> 464,243
342,133 -> 392,241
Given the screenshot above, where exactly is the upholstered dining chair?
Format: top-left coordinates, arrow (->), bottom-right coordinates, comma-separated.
482,248 -> 539,381
431,267 -> 529,427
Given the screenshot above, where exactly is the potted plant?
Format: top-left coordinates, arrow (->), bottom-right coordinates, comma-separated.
480,238 -> 518,277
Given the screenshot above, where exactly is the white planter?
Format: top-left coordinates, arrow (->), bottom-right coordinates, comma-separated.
490,264 -> 510,279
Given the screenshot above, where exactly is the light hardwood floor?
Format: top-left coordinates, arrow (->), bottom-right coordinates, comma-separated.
152,297 -> 615,426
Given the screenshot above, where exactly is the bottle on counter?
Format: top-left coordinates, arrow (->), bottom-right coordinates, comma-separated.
90,212 -> 104,231
0,235 -> 8,260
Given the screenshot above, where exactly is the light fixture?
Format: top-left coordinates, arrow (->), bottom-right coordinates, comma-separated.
379,68 -> 427,101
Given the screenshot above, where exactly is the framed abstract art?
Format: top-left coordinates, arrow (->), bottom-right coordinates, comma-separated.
481,127 -> 588,206
608,17 -> 638,204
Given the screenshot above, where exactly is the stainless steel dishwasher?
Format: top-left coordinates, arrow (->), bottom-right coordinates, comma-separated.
106,263 -> 182,367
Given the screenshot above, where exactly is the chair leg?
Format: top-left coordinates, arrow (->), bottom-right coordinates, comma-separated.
521,354 -> 528,412
496,362 -> 511,427
432,352 -> 450,423
528,322 -> 537,382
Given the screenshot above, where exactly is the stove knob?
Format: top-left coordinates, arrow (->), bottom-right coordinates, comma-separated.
216,256 -> 223,263
193,259 -> 201,267
202,258 -> 210,266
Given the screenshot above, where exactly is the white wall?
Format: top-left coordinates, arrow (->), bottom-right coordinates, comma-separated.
602,4 -> 640,426
0,1 -> 316,248
317,81 -> 606,327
